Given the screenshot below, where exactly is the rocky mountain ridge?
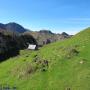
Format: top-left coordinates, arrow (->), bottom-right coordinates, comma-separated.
0,22 -> 71,46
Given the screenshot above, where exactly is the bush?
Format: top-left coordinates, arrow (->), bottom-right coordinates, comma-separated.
64,47 -> 79,59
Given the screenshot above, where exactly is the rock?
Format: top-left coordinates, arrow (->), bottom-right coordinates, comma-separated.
80,60 -> 84,64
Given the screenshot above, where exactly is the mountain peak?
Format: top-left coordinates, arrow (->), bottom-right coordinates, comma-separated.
39,30 -> 54,34
61,32 -> 69,36
5,22 -> 26,33
0,23 -> 5,29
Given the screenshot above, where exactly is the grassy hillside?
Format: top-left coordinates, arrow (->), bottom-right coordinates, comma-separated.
0,28 -> 90,90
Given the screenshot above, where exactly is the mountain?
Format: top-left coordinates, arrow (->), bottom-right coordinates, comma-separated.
39,30 -> 54,34
0,26 -> 37,61
0,22 -> 27,33
5,22 -> 27,33
0,22 -> 70,61
0,32 -> 19,60
23,30 -> 70,46
61,32 -> 70,37
0,22 -> 71,46
0,27 -> 90,90
0,23 -> 6,29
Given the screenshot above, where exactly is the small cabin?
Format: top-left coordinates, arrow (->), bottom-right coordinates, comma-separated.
28,44 -> 37,50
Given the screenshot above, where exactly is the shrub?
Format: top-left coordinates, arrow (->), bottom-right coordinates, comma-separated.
64,47 -> 79,59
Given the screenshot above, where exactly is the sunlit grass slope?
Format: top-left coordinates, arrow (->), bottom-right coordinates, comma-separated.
0,28 -> 90,90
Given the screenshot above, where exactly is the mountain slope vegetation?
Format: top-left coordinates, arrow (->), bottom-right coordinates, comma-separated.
24,30 -> 70,46
0,28 -> 90,90
0,22 -> 27,33
0,29 -> 37,61
0,22 -> 70,47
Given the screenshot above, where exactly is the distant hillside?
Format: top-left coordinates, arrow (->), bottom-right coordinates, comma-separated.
23,30 -> 70,46
0,22 -> 27,33
0,22 -> 71,46
0,22 -> 71,61
0,27 -> 89,90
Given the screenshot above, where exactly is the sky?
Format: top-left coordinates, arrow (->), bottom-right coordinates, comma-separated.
0,0 -> 90,34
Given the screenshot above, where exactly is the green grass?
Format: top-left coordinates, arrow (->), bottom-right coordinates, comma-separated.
0,28 -> 90,90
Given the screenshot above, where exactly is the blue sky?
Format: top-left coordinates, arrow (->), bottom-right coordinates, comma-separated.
0,0 -> 90,34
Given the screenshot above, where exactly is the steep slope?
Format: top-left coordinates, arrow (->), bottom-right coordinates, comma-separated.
0,28 -> 90,90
